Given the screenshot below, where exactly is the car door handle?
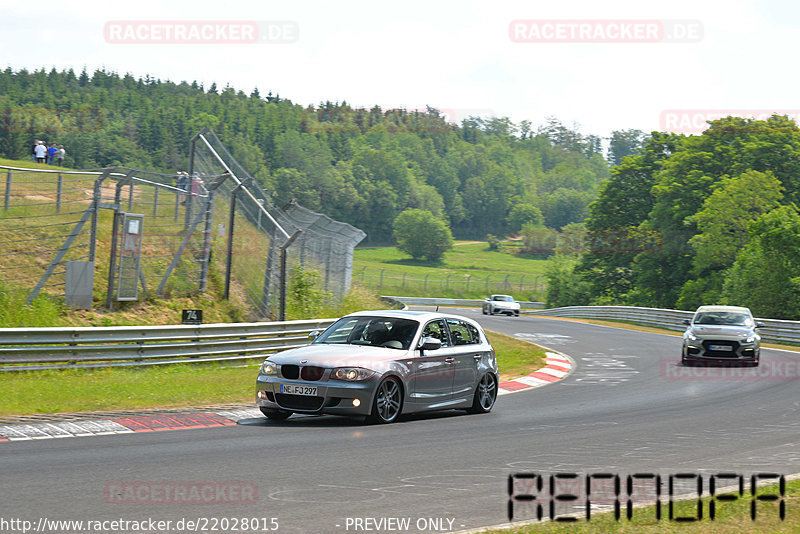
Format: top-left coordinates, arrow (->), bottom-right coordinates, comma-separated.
444,357 -> 454,363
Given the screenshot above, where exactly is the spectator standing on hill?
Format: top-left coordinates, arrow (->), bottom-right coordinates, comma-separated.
47,143 -> 59,165
57,145 -> 65,166
31,140 -> 39,162
34,141 -> 47,164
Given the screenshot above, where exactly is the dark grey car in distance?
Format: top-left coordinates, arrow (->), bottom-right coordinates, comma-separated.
256,310 -> 499,423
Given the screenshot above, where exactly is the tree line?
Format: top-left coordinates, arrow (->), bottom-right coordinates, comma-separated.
0,67 -> 622,243
549,115 -> 800,320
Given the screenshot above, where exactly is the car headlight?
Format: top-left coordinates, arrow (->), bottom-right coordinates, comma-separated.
744,335 -> 756,344
686,333 -> 698,342
261,360 -> 277,376
330,367 -> 375,381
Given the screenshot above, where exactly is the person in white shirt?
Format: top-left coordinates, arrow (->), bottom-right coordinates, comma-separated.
34,142 -> 47,164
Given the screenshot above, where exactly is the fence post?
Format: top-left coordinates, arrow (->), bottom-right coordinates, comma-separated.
152,187 -> 159,216
379,268 -> 385,289
128,181 -> 134,211
424,273 -> 429,292
278,231 -> 301,321
520,275 -> 525,292
446,273 -> 451,291
224,186 -> 240,299
199,191 -> 215,293
4,170 -> 10,210
56,173 -> 63,213
106,210 -> 122,310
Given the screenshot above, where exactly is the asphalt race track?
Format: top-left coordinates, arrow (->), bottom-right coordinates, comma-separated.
1,309 -> 798,533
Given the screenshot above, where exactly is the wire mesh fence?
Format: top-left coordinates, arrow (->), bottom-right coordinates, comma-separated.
354,267 -> 547,301
0,164 -> 228,308
190,128 -> 365,319
1,129 -> 366,320
0,166 -> 104,299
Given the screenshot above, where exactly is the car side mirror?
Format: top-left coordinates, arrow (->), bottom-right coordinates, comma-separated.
682,319 -> 691,325
308,330 -> 320,342
755,322 -> 765,328
418,336 -> 442,351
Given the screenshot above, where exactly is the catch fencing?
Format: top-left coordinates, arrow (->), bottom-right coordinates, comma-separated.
356,268 -> 546,301
0,164 -> 227,309
0,129 -> 366,320
189,129 -> 366,319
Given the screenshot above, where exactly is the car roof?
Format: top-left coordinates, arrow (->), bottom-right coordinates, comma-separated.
343,309 -> 476,324
694,305 -> 752,314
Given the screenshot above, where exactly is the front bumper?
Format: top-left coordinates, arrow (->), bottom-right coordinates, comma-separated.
489,306 -> 520,315
683,340 -> 759,364
255,375 -> 378,416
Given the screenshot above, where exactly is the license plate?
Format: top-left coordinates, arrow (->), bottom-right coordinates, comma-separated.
709,344 -> 733,351
280,384 -> 318,396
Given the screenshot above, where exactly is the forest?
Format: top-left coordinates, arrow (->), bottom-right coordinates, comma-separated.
0,67 -> 627,244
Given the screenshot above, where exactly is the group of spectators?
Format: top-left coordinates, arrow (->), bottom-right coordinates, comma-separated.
175,171 -> 206,203
32,140 -> 65,166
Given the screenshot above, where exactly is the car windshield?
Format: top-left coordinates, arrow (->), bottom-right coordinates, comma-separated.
492,295 -> 513,302
693,312 -> 752,326
315,316 -> 419,350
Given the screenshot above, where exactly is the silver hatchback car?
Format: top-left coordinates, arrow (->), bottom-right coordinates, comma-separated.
256,310 -> 499,423
681,305 -> 763,366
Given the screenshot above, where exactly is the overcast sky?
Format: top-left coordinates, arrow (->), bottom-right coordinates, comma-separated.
2,0 -> 798,138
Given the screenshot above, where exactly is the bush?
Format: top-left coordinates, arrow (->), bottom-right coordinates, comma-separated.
545,254 -> 591,308
393,209 -> 454,262
287,265 -> 332,320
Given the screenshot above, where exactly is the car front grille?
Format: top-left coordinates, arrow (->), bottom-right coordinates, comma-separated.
280,364 -> 299,379
702,340 -> 740,357
275,394 -> 324,411
300,366 -> 325,381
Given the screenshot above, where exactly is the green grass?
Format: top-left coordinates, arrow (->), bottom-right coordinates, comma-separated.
353,242 -> 550,300
0,362 -> 259,415
0,329 -> 547,415
495,478 -> 798,533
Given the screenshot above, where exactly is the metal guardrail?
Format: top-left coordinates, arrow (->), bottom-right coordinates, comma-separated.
0,319 -> 335,371
532,306 -> 800,345
388,297 -> 800,346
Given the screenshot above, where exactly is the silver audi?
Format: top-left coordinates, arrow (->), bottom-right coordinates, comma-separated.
256,310 -> 499,423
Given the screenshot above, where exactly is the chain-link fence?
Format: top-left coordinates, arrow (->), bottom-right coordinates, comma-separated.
354,267 -> 547,301
189,128 -> 365,319
0,164 -> 229,309
1,129 -> 366,320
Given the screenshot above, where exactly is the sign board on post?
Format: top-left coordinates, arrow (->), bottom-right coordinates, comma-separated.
116,213 -> 144,301
182,309 -> 203,325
